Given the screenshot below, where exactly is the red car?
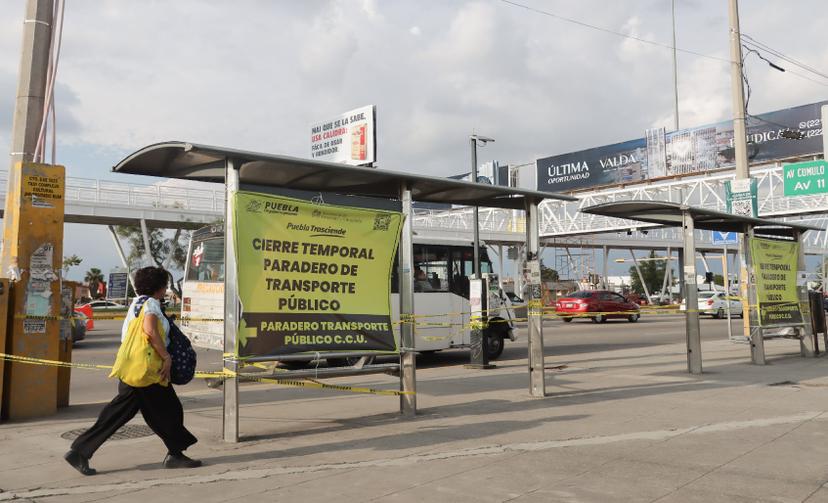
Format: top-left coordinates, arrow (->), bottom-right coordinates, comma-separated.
556,290 -> 640,323
74,304 -> 94,330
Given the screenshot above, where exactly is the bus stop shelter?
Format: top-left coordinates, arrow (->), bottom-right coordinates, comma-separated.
582,201 -> 820,374
113,141 -> 576,441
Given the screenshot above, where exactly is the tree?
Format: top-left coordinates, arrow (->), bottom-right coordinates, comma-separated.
114,225 -> 190,297
629,251 -> 672,296
63,254 -> 82,275
541,264 -> 559,282
84,268 -> 105,299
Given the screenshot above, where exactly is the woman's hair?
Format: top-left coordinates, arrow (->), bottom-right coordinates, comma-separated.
133,266 -> 169,296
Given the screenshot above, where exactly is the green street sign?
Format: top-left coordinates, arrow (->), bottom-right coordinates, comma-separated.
783,160 -> 828,196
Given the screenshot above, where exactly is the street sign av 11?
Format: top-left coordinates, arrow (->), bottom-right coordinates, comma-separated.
783,160 -> 828,197
711,231 -> 738,246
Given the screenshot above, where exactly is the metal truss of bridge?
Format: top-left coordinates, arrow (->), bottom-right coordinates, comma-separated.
416,160 -> 828,255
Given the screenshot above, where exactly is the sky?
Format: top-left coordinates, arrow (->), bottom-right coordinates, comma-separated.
0,0 -> 826,282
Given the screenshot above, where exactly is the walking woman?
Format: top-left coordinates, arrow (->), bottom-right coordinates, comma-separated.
65,266 -> 201,475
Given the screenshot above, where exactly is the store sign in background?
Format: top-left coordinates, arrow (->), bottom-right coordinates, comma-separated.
537,100 -> 826,193
749,237 -> 803,327
310,105 -> 376,166
233,191 -> 402,357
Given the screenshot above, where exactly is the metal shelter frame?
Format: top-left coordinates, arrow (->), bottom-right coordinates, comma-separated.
113,141 -> 576,442
582,201 -> 821,374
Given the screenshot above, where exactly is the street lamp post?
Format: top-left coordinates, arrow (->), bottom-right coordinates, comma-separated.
470,135 -> 494,277
468,134 -> 494,370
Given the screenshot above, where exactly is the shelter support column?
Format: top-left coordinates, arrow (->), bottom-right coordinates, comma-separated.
677,249 -> 685,301
223,159 -> 240,442
399,184 -> 417,416
525,199 -> 545,397
682,211 -> 702,374
796,231 -> 816,357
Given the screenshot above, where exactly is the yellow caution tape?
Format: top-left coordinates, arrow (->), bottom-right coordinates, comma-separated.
0,353 -> 413,397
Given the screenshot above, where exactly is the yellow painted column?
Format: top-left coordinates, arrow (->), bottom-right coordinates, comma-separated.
1,162 -> 65,420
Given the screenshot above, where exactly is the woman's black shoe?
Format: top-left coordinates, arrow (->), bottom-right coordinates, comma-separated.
163,453 -> 202,468
64,450 -> 97,476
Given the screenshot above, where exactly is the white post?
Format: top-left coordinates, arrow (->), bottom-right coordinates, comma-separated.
525,199 -> 545,397
683,212 -> 702,374
223,159 -> 240,442
399,184 -> 416,416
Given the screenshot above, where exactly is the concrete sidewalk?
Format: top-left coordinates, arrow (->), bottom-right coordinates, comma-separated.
3,337 -> 828,502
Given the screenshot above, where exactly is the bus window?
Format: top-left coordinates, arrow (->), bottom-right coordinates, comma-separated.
450,248 -> 492,298
414,246 -> 448,292
187,238 -> 225,282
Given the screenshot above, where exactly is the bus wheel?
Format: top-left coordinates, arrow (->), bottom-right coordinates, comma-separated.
486,332 -> 505,360
327,356 -> 376,367
562,317 -> 573,323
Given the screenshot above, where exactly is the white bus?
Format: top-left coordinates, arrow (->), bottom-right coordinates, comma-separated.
181,224 -> 518,365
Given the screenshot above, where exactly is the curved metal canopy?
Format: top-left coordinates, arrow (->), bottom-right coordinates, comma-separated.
581,201 -> 820,236
112,142 -> 576,209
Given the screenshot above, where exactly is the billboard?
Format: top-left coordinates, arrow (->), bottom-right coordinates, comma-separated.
310,105 -> 376,166
537,100 -> 827,193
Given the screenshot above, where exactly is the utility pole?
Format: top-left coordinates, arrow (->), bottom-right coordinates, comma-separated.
2,0 -> 53,275
727,0 -> 752,341
671,0 -> 680,130
1,0 -> 66,420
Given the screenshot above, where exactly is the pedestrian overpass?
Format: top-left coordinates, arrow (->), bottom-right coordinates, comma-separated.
0,158 -> 825,254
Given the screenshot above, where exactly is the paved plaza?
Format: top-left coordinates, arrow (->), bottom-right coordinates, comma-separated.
3,317 -> 828,502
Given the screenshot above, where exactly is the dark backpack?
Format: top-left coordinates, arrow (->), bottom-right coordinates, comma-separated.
166,318 -> 197,385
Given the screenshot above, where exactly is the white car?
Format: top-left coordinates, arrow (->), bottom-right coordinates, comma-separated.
679,291 -> 743,318
82,300 -> 126,312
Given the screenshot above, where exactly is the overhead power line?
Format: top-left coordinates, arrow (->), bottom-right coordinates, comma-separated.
741,33 -> 828,82
498,0 -> 731,64
741,40 -> 828,89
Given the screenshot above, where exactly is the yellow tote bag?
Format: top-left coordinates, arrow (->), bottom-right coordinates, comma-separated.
109,302 -> 167,387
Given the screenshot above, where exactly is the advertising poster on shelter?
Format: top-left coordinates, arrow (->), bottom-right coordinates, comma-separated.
749,237 -> 803,327
233,191 -> 402,356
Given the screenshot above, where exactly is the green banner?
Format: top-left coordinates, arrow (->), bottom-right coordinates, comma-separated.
749,237 -> 803,327
233,191 -> 403,356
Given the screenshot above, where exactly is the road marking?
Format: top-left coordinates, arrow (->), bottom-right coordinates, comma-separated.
1,411 -> 822,500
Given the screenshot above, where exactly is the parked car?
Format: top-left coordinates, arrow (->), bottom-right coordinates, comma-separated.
82,300 -> 126,312
70,311 -> 87,343
555,290 -> 640,323
74,305 -> 94,330
679,291 -> 743,318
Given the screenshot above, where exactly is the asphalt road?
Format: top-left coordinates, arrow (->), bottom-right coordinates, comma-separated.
68,314 -> 742,405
